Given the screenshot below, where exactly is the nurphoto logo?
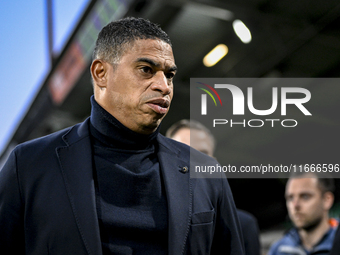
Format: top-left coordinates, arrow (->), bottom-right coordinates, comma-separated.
196,81 -> 312,128
190,78 -> 339,179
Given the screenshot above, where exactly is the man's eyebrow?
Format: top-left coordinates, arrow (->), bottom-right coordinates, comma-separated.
136,57 -> 177,72
136,57 -> 159,67
169,65 -> 178,73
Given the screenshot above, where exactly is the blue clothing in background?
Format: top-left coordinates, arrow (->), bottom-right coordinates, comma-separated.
268,225 -> 338,255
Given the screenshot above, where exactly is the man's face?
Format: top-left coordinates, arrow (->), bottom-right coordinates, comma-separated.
285,176 -> 328,231
171,128 -> 214,157
95,39 -> 177,134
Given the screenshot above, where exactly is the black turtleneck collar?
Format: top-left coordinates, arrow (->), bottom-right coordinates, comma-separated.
89,96 -> 160,150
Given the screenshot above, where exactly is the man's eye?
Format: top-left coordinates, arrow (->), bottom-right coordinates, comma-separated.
301,194 -> 311,200
166,72 -> 175,79
285,196 -> 293,202
141,66 -> 152,73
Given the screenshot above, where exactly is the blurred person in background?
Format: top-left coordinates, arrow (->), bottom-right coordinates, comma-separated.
0,17 -> 244,254
268,171 -> 338,255
166,119 -> 262,255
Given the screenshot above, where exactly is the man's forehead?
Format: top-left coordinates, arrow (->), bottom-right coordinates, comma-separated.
119,39 -> 176,70
130,39 -> 173,56
286,177 -> 319,193
191,129 -> 211,142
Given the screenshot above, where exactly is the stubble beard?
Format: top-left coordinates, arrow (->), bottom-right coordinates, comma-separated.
297,216 -> 323,232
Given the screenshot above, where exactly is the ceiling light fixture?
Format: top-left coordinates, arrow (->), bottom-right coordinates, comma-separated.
232,19 -> 252,44
187,2 -> 234,21
203,44 -> 228,67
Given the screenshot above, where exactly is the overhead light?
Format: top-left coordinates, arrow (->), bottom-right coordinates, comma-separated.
232,19 -> 252,44
186,2 -> 234,21
203,44 -> 228,67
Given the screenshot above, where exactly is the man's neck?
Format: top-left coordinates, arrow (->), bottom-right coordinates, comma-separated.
298,217 -> 330,251
90,95 -> 159,150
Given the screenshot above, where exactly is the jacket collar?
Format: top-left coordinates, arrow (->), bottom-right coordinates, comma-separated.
57,119 -> 192,255
285,226 -> 338,253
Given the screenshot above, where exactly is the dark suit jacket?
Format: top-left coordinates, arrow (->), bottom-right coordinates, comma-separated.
0,118 -> 244,255
237,210 -> 261,255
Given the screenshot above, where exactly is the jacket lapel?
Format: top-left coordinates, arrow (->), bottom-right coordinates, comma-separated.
56,120 -> 102,255
157,136 -> 192,255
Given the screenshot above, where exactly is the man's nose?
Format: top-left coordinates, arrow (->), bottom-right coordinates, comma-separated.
292,199 -> 301,209
151,71 -> 171,95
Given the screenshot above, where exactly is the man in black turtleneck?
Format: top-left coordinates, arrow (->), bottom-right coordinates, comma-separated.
90,97 -> 168,254
0,17 -> 244,255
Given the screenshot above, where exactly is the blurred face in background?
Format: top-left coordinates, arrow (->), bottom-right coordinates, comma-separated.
285,175 -> 333,231
171,128 -> 214,157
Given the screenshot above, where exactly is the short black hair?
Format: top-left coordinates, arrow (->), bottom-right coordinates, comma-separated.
93,17 -> 172,64
288,170 -> 335,194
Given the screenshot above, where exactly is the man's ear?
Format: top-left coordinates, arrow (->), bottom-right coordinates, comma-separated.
91,59 -> 107,89
323,191 -> 334,211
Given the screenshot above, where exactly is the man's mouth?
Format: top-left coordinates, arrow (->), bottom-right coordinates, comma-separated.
294,213 -> 304,220
146,98 -> 170,115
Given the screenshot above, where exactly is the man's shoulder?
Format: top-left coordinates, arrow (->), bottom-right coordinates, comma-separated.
14,119 -> 89,155
157,134 -> 217,162
157,134 -> 190,151
237,209 -> 259,228
316,222 -> 339,251
268,228 -> 299,255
